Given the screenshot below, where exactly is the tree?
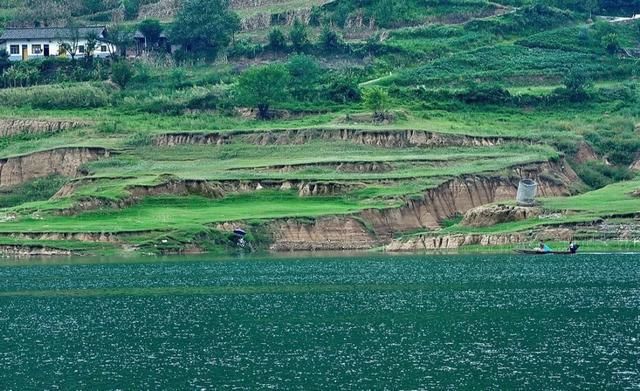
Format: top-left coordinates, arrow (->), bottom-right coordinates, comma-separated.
123,0 -> 140,20
563,68 -> 591,102
0,50 -> 10,74
363,86 -> 389,119
602,33 -> 621,54
318,25 -> 344,54
287,54 -> 321,100
171,0 -> 240,61
85,31 -> 98,64
236,64 -> 290,119
138,19 -> 163,50
111,61 -> 133,88
58,22 -> 80,61
268,28 -> 287,52
106,23 -> 133,58
289,19 -> 309,53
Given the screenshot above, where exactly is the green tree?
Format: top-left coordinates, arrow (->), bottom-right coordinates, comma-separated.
287,54 -> 321,100
318,25 -> 344,54
0,50 -> 10,73
563,68 -> 591,102
111,61 -> 133,88
268,28 -> 287,52
289,19 -> 309,53
105,23 -> 133,58
602,33 -> 620,54
138,19 -> 162,49
171,0 -> 240,61
236,64 -> 290,119
123,0 -> 140,20
363,86 -> 389,118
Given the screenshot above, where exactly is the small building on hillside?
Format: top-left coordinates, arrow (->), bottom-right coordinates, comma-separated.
0,26 -> 116,61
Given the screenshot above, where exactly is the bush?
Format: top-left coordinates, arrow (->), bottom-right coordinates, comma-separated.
363,86 -> 389,116
290,19 -> 310,53
0,175 -> 67,208
318,26 -> 345,54
268,28 -> 288,52
458,83 -> 511,104
111,61 -> 133,88
326,72 -> 361,103
574,161 -> 634,189
0,83 -> 110,109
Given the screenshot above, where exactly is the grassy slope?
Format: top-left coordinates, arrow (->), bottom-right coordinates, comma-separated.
0,1 -> 639,252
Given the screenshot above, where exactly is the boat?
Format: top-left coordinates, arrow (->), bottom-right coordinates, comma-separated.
514,249 -> 575,255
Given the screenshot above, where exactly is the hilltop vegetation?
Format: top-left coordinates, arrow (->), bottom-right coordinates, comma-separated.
0,0 -> 639,254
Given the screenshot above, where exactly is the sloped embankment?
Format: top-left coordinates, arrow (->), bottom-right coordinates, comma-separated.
0,147 -> 109,188
0,119 -> 87,137
153,128 -> 510,148
268,161 -> 578,251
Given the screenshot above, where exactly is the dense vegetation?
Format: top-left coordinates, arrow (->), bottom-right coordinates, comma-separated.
0,0 -> 638,254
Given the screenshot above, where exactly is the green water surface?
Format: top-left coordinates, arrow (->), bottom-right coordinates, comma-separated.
0,253 -> 638,389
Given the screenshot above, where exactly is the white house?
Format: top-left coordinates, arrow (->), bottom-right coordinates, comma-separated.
0,26 -> 116,61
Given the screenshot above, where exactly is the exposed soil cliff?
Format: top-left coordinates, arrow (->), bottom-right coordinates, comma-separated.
154,128 -> 510,148
0,119 -> 86,137
268,161 -> 578,250
0,245 -> 72,256
269,217 -> 378,251
359,161 -> 577,239
461,205 -> 542,227
0,148 -> 109,188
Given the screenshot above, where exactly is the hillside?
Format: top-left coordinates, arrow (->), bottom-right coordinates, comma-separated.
0,0 -> 639,255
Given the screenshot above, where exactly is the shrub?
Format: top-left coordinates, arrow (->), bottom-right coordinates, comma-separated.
574,161 -> 634,189
602,33 -> 620,54
290,19 -> 310,52
268,28 -> 288,52
111,61 -> 133,88
326,72 -> 361,103
458,83 -> 511,104
287,54 -> 321,100
318,26 -> 344,54
363,86 -> 389,117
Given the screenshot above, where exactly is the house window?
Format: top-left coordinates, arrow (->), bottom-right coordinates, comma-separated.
78,45 -> 85,53
32,44 -> 42,54
100,45 -> 107,52
9,45 -> 19,55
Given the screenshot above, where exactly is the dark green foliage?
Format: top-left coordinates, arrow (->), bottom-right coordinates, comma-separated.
111,61 -> 133,88
0,49 -> 9,73
326,72 -> 361,103
458,83 -> 512,104
171,0 -> 240,60
236,64 -> 290,119
602,33 -> 621,54
228,39 -> 263,59
138,19 -> 163,48
268,28 -> 288,52
318,26 -> 345,54
289,19 -> 310,53
0,175 -> 67,208
574,161 -> 634,189
363,86 -> 389,116
560,68 -> 592,102
287,54 -> 321,100
584,121 -> 640,166
123,0 -> 140,20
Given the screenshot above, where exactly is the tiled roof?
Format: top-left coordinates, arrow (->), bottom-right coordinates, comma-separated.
0,26 -> 106,41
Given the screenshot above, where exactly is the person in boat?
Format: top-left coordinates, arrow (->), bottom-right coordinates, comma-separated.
568,241 -> 579,254
538,241 -> 552,253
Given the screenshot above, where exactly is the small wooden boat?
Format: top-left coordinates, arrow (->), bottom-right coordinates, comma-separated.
514,249 -> 575,255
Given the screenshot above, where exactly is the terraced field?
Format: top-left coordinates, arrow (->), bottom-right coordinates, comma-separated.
0,0 -> 638,255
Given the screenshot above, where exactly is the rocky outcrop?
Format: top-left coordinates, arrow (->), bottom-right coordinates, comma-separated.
154,128 -> 510,148
386,228 -> 575,252
461,204 -> 542,228
5,232 -> 121,243
0,245 -> 72,256
360,161 -> 577,238
0,147 -> 109,188
0,119 -> 87,137
269,217 -> 378,251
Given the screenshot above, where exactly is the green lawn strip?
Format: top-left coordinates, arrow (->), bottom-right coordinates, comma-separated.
0,192 -> 392,233
0,236 -> 117,252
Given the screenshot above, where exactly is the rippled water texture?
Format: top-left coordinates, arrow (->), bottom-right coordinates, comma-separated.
1,253 -> 639,389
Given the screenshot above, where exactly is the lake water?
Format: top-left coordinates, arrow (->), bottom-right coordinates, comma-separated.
0,253 -> 638,389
